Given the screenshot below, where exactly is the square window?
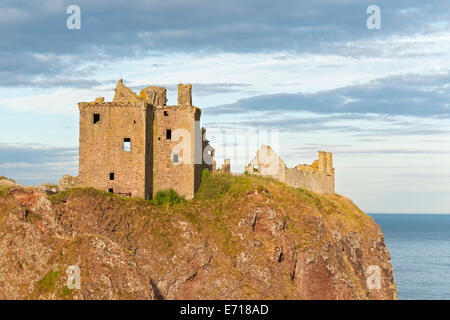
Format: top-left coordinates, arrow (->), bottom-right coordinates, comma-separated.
108,188 -> 114,193
164,111 -> 168,116
124,138 -> 131,151
173,154 -> 179,163
93,113 -> 100,124
110,173 -> 115,180
166,129 -> 171,140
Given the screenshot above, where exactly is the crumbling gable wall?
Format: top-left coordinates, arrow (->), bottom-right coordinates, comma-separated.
113,79 -> 143,103
245,145 -> 287,183
246,145 -> 335,194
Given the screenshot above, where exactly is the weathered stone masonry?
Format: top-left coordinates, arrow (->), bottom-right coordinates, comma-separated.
78,79 -> 214,199
246,145 -> 335,194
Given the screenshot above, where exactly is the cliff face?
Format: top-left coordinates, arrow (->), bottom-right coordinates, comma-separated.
0,174 -> 397,300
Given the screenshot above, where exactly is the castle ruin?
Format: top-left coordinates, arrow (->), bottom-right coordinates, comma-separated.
246,145 -> 335,194
77,79 -> 335,199
77,79 -> 214,199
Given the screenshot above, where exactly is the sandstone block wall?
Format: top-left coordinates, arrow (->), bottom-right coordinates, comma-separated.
246,145 -> 335,194
285,168 -> 334,194
152,104 -> 200,199
78,100 -> 152,198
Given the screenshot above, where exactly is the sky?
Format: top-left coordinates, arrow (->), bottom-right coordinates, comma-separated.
0,0 -> 449,213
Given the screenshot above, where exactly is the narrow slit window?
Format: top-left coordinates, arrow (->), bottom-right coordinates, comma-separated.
124,138 -> 131,152
166,129 -> 171,140
108,188 -> 114,193
110,173 -> 115,180
93,113 -> 100,124
173,154 -> 179,163
164,111 -> 168,116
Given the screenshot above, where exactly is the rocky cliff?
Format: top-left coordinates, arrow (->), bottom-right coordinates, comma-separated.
0,173 -> 397,299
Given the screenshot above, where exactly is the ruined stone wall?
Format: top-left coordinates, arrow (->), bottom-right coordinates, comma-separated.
247,146 -> 335,194
140,86 -> 167,106
245,146 -> 287,183
285,168 -> 334,194
113,79 -> 142,103
152,104 -> 200,199
78,100 -> 152,198
221,159 -> 231,173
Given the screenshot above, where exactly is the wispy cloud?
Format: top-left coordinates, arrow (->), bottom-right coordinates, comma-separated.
0,143 -> 77,185
206,72 -> 450,118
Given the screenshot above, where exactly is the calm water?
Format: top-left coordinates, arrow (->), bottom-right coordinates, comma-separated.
370,214 -> 450,300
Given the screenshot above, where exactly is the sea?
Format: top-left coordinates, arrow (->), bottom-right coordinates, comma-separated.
370,214 -> 450,300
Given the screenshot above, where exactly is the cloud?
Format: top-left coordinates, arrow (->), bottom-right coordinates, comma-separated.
2,0 -> 448,54
0,0 -> 449,89
206,72 -> 450,118
130,82 -> 253,96
0,143 -> 77,185
0,52 -> 112,88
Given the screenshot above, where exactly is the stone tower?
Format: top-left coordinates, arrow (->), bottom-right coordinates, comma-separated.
78,79 -> 214,199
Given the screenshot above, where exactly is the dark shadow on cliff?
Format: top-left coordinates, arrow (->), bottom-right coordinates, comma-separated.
150,278 -> 164,300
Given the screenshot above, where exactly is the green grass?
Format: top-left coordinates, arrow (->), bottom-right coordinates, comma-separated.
49,187 -> 122,204
195,170 -> 231,200
34,270 -> 60,296
0,185 -> 10,197
49,187 -> 149,206
42,183 -> 58,189
61,285 -> 73,299
151,189 -> 186,206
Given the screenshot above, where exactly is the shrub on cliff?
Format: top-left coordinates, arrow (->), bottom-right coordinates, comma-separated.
151,189 -> 185,206
196,169 -> 231,200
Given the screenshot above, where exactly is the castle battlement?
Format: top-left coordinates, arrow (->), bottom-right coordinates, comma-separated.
78,101 -> 145,108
